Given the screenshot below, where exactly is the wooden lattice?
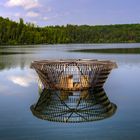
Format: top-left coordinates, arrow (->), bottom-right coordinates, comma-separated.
30,59 -> 117,123
31,59 -> 117,90
30,88 -> 117,123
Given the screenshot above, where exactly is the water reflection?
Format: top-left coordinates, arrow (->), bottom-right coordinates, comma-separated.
1,44 -> 140,139
1,45 -> 140,71
31,88 -> 117,123
8,73 -> 36,87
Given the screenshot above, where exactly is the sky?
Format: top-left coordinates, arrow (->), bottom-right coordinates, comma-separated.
0,0 -> 140,26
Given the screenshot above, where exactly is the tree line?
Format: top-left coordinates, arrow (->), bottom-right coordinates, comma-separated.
0,16 -> 140,45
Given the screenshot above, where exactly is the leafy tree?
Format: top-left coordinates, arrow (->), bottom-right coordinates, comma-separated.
0,16 -> 140,45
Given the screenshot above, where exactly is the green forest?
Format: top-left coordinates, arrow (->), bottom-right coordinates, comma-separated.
0,16 -> 140,45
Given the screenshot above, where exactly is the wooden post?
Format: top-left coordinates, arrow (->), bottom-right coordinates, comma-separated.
59,75 -> 73,89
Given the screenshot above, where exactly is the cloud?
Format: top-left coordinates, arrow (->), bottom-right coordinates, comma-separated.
41,12 -> 70,23
26,11 -> 40,17
5,0 -> 41,10
43,17 -> 49,21
8,74 -> 36,87
14,12 -> 21,17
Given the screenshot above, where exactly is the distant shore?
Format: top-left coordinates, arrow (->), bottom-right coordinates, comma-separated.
70,47 -> 140,54
1,16 -> 140,45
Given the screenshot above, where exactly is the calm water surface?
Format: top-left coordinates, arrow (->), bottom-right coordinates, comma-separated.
0,44 -> 140,140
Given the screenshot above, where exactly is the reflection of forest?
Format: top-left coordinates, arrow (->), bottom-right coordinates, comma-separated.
31,88 -> 117,123
72,48 -> 140,54
0,47 -> 45,70
0,45 -> 140,70
0,54 -> 31,70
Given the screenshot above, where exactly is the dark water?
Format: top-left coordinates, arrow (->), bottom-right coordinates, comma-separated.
0,44 -> 140,140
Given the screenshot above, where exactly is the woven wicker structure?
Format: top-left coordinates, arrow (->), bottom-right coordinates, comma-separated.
30,88 -> 117,123
30,59 -> 117,123
31,59 -> 117,90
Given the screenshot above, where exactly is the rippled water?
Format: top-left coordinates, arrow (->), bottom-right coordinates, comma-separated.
0,44 -> 140,140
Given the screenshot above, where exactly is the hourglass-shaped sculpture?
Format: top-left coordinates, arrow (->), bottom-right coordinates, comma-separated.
30,59 -> 117,123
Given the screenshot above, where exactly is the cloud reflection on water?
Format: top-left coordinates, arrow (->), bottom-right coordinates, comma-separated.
8,74 -> 36,87
0,68 -> 39,96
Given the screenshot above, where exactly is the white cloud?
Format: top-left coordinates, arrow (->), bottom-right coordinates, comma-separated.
8,74 -> 36,87
14,12 -> 21,17
5,0 -> 40,10
42,12 -> 70,22
43,17 -> 49,21
26,11 -> 39,17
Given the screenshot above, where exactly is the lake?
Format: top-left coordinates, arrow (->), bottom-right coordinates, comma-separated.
0,43 -> 140,140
